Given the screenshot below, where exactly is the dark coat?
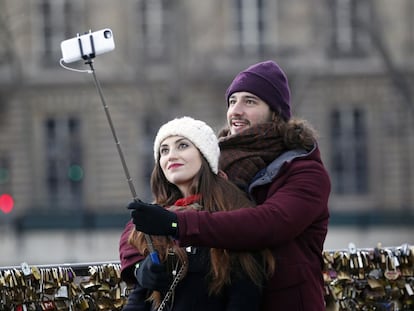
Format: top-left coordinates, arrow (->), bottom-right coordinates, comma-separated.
122,284 -> 151,311
119,221 -> 263,311
175,146 -> 331,311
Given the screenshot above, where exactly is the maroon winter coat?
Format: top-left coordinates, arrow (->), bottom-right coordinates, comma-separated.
119,220 -> 144,284
174,146 -> 330,311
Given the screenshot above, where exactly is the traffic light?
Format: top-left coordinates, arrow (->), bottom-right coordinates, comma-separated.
0,193 -> 14,214
0,166 -> 9,184
68,164 -> 84,182
0,157 -> 14,214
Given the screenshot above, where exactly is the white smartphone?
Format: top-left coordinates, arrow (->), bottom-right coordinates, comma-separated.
60,28 -> 115,63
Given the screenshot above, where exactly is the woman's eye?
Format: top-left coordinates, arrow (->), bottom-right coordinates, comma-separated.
178,143 -> 189,149
160,148 -> 169,155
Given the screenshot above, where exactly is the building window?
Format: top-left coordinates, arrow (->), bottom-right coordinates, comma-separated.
45,117 -> 83,209
329,0 -> 372,57
39,0 -> 83,66
233,0 -> 265,54
137,0 -> 172,60
330,108 -> 368,194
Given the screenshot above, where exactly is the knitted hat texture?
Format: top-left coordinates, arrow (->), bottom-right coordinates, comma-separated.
153,117 -> 219,174
225,60 -> 291,120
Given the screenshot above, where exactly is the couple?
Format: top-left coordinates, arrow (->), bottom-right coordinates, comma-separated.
119,60 -> 331,311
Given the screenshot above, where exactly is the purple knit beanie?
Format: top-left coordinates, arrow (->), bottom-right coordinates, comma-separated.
225,60 -> 291,121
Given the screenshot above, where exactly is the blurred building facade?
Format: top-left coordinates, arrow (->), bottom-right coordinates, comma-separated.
0,0 -> 413,265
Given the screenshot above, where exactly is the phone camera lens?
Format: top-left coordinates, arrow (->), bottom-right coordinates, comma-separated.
104,30 -> 112,39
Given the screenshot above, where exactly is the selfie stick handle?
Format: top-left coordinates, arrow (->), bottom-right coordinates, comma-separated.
85,58 -> 160,265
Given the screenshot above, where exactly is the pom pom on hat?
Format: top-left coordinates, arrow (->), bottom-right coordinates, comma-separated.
225,60 -> 291,121
153,117 -> 220,174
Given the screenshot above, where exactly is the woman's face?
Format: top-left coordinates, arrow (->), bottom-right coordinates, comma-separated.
159,135 -> 202,197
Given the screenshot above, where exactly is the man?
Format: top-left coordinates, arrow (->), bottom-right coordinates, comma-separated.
123,60 -> 331,310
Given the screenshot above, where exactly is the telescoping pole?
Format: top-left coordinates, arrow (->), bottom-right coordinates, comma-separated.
84,56 -> 160,264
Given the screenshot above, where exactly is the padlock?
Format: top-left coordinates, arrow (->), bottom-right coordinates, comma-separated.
76,295 -> 90,311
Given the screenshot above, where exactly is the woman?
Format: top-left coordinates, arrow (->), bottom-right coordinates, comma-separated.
121,116 -> 274,311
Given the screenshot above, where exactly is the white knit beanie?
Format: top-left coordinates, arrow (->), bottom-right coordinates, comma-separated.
153,116 -> 220,174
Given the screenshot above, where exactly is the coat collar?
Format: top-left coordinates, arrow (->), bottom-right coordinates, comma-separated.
248,143 -> 318,193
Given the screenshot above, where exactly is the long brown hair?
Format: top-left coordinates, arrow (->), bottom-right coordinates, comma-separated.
129,155 -> 275,306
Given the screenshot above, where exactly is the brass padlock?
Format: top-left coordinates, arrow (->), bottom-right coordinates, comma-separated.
110,286 -> 121,300
76,295 -> 90,311
31,266 -> 41,281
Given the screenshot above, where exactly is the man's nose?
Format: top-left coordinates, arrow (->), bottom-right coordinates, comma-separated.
229,101 -> 243,115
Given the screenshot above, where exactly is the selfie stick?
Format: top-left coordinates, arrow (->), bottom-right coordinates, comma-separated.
74,33 -> 160,264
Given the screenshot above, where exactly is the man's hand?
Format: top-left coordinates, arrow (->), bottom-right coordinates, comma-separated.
134,256 -> 170,292
127,200 -> 178,236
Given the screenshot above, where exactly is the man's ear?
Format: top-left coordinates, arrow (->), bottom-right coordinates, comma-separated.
217,170 -> 228,180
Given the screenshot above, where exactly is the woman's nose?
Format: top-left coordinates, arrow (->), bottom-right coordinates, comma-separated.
166,148 -> 178,160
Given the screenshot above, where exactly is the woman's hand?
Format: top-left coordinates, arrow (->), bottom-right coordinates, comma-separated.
127,200 -> 178,236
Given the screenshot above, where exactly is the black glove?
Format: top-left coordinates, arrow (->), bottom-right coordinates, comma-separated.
127,200 -> 178,236
134,256 -> 170,292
